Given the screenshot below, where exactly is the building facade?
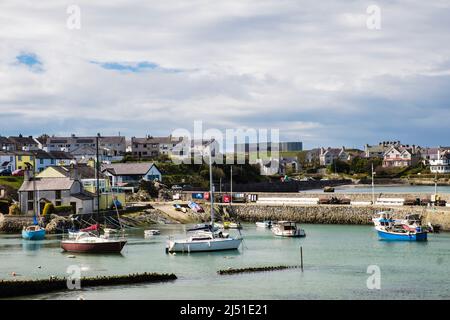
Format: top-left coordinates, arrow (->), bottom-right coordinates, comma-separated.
430,151 -> 450,173
18,171 -> 94,215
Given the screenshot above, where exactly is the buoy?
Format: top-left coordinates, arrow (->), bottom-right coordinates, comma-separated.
38,266 -> 41,269
11,272 -> 16,277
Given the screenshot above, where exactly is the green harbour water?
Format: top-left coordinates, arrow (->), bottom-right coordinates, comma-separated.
0,224 -> 449,300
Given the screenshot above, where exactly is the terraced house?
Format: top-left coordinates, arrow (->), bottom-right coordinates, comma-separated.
45,134 -> 126,161
131,135 -> 183,158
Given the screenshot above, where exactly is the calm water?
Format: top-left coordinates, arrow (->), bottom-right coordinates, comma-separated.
0,224 -> 449,300
307,185 -> 450,194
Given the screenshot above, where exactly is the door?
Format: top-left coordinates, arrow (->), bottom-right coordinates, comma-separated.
70,202 -> 77,215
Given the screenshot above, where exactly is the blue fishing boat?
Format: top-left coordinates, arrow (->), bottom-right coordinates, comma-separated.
375,225 -> 427,241
22,225 -> 46,240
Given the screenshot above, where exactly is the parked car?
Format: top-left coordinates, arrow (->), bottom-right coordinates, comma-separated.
0,169 -> 12,176
171,185 -> 182,190
12,169 -> 25,176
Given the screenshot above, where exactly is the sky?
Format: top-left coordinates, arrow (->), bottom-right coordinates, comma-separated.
1,0 -> 450,150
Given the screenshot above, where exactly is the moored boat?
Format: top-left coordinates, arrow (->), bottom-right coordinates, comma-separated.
375,225 -> 428,241
167,231 -> 242,252
22,225 -> 46,241
61,232 -> 127,253
271,221 -> 305,237
167,147 -> 243,253
256,221 -> 272,228
144,229 -> 160,237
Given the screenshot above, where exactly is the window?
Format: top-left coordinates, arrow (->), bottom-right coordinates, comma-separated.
18,156 -> 22,161
39,159 -> 44,164
28,191 -> 34,201
55,200 -> 62,206
55,190 -> 61,199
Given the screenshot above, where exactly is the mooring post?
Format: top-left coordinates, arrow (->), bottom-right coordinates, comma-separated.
300,246 -> 303,272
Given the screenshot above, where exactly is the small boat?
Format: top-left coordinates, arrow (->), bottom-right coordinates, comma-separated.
375,225 -> 428,241
173,204 -> 182,211
167,231 -> 242,252
271,221 -> 305,237
219,221 -> 242,229
144,229 -> 160,237
256,221 -> 272,228
22,225 -> 46,241
61,232 -> 127,253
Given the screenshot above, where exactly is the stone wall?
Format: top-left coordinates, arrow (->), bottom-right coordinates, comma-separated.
222,204 -> 450,231
0,214 -> 33,233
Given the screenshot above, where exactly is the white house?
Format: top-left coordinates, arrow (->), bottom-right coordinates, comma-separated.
102,162 -> 162,187
33,150 -> 74,173
0,151 -> 16,171
319,147 -> 349,166
430,151 -> 450,173
18,171 -> 95,215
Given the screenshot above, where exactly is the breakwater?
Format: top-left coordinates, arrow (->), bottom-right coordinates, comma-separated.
0,272 -> 177,298
218,265 -> 299,275
222,204 -> 450,231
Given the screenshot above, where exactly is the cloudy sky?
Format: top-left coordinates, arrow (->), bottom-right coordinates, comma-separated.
1,0 -> 450,149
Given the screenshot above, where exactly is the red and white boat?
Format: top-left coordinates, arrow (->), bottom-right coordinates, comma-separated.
61,231 -> 127,253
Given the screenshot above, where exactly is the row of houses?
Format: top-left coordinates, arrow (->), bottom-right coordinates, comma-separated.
1,133 -> 218,163
304,141 -> 450,173
0,150 -> 74,173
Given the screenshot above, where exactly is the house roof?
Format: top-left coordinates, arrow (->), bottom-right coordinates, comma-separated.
132,136 -> 182,145
8,136 -> 37,145
70,145 -> 97,156
19,177 -> 76,192
28,150 -> 74,160
0,136 -> 13,145
102,162 -> 156,176
47,136 -> 125,145
51,164 -> 106,179
71,192 -> 94,200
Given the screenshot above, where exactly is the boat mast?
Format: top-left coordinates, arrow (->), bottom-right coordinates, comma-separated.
371,163 -> 375,205
209,146 -> 214,229
230,165 -> 233,205
96,133 -> 101,223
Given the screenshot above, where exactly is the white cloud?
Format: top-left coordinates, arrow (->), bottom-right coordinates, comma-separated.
1,0 -> 450,148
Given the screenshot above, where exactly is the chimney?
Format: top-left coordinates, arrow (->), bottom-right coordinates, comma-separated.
70,164 -> 79,181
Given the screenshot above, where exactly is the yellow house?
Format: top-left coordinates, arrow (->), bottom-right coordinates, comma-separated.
15,151 -> 35,170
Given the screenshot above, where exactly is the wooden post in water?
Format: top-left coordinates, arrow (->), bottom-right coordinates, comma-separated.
300,246 -> 303,272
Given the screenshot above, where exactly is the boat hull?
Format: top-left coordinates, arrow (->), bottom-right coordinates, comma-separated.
377,230 -> 427,241
272,229 -> 306,237
22,229 -> 46,241
61,240 -> 127,253
168,238 -> 242,252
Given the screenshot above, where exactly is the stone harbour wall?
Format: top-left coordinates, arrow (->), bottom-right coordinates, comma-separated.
224,204 -> 450,231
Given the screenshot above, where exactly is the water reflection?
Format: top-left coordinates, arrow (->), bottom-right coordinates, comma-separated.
22,240 -> 43,251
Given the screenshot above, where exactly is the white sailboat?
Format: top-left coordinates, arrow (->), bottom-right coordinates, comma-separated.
167,147 -> 243,253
